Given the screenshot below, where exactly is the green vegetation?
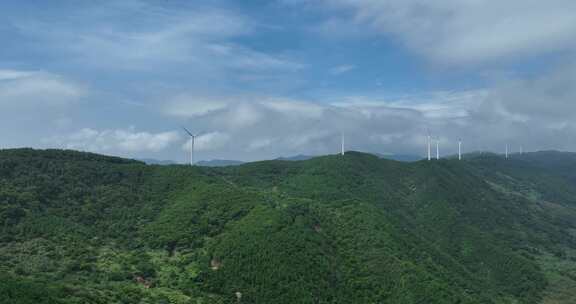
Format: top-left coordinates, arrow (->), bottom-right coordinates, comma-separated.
1,148 -> 576,303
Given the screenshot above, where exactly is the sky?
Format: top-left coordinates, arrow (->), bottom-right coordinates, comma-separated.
1,0 -> 576,162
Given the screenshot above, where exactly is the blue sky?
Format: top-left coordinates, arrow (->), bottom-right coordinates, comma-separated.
1,0 -> 576,162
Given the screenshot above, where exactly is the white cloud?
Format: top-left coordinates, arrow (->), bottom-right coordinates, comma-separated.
329,64 -> 357,75
300,0 -> 576,65
0,69 -> 85,108
163,94 -> 229,117
247,138 -> 274,151
331,90 -> 487,120
220,103 -> 264,128
475,62 -> 576,124
47,7 -> 251,68
261,98 -> 325,118
46,127 -> 180,153
39,75 -> 576,160
208,44 -> 305,71
369,133 -> 404,145
162,95 -> 325,121
182,131 -> 231,152
284,130 -> 332,148
0,70 -> 36,81
11,3 -> 303,72
162,81 -> 576,158
313,18 -> 374,40
159,91 -> 481,158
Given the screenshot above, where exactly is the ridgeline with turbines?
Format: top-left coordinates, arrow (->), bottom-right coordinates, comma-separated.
1,148 -> 576,303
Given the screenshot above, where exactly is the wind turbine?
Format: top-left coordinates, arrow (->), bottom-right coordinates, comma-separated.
340,132 -> 345,156
458,138 -> 462,160
436,137 -> 440,160
183,127 -> 200,166
426,130 -> 431,161
519,145 -> 523,155
505,143 -> 509,159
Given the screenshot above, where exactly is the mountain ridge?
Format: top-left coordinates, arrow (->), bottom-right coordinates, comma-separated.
1,148 -> 576,303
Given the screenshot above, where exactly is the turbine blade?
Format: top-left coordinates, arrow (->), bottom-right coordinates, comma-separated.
182,127 -> 194,137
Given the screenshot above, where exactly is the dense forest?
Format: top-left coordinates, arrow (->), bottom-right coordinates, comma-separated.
1,148 -> 576,303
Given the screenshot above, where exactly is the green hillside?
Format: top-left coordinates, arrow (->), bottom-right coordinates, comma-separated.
1,148 -> 576,303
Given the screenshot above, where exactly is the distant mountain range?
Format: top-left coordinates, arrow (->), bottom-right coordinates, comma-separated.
140,153 -> 423,167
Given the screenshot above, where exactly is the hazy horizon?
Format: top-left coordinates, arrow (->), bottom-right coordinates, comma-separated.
1,146 -> 568,165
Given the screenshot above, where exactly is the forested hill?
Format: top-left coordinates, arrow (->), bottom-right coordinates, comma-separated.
1,148 -> 576,304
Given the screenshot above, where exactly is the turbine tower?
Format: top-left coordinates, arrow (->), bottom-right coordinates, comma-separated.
341,132 -> 345,156
458,139 -> 462,160
520,145 -> 523,155
427,131 -> 431,161
436,138 -> 440,160
505,143 -> 509,159
183,127 -> 199,166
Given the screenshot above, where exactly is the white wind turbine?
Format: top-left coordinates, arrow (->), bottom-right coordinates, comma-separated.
340,132 -> 345,156
427,130 -> 432,161
436,137 -> 440,160
183,127 -> 201,166
458,138 -> 462,160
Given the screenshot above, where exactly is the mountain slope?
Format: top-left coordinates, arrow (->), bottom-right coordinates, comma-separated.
1,149 -> 576,303
196,159 -> 245,167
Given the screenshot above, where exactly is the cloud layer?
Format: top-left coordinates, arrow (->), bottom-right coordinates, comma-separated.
297,0 -> 576,65
160,90 -> 478,160
0,69 -> 85,109
46,128 -> 180,155
10,2 -> 303,76
1,0 -> 576,161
